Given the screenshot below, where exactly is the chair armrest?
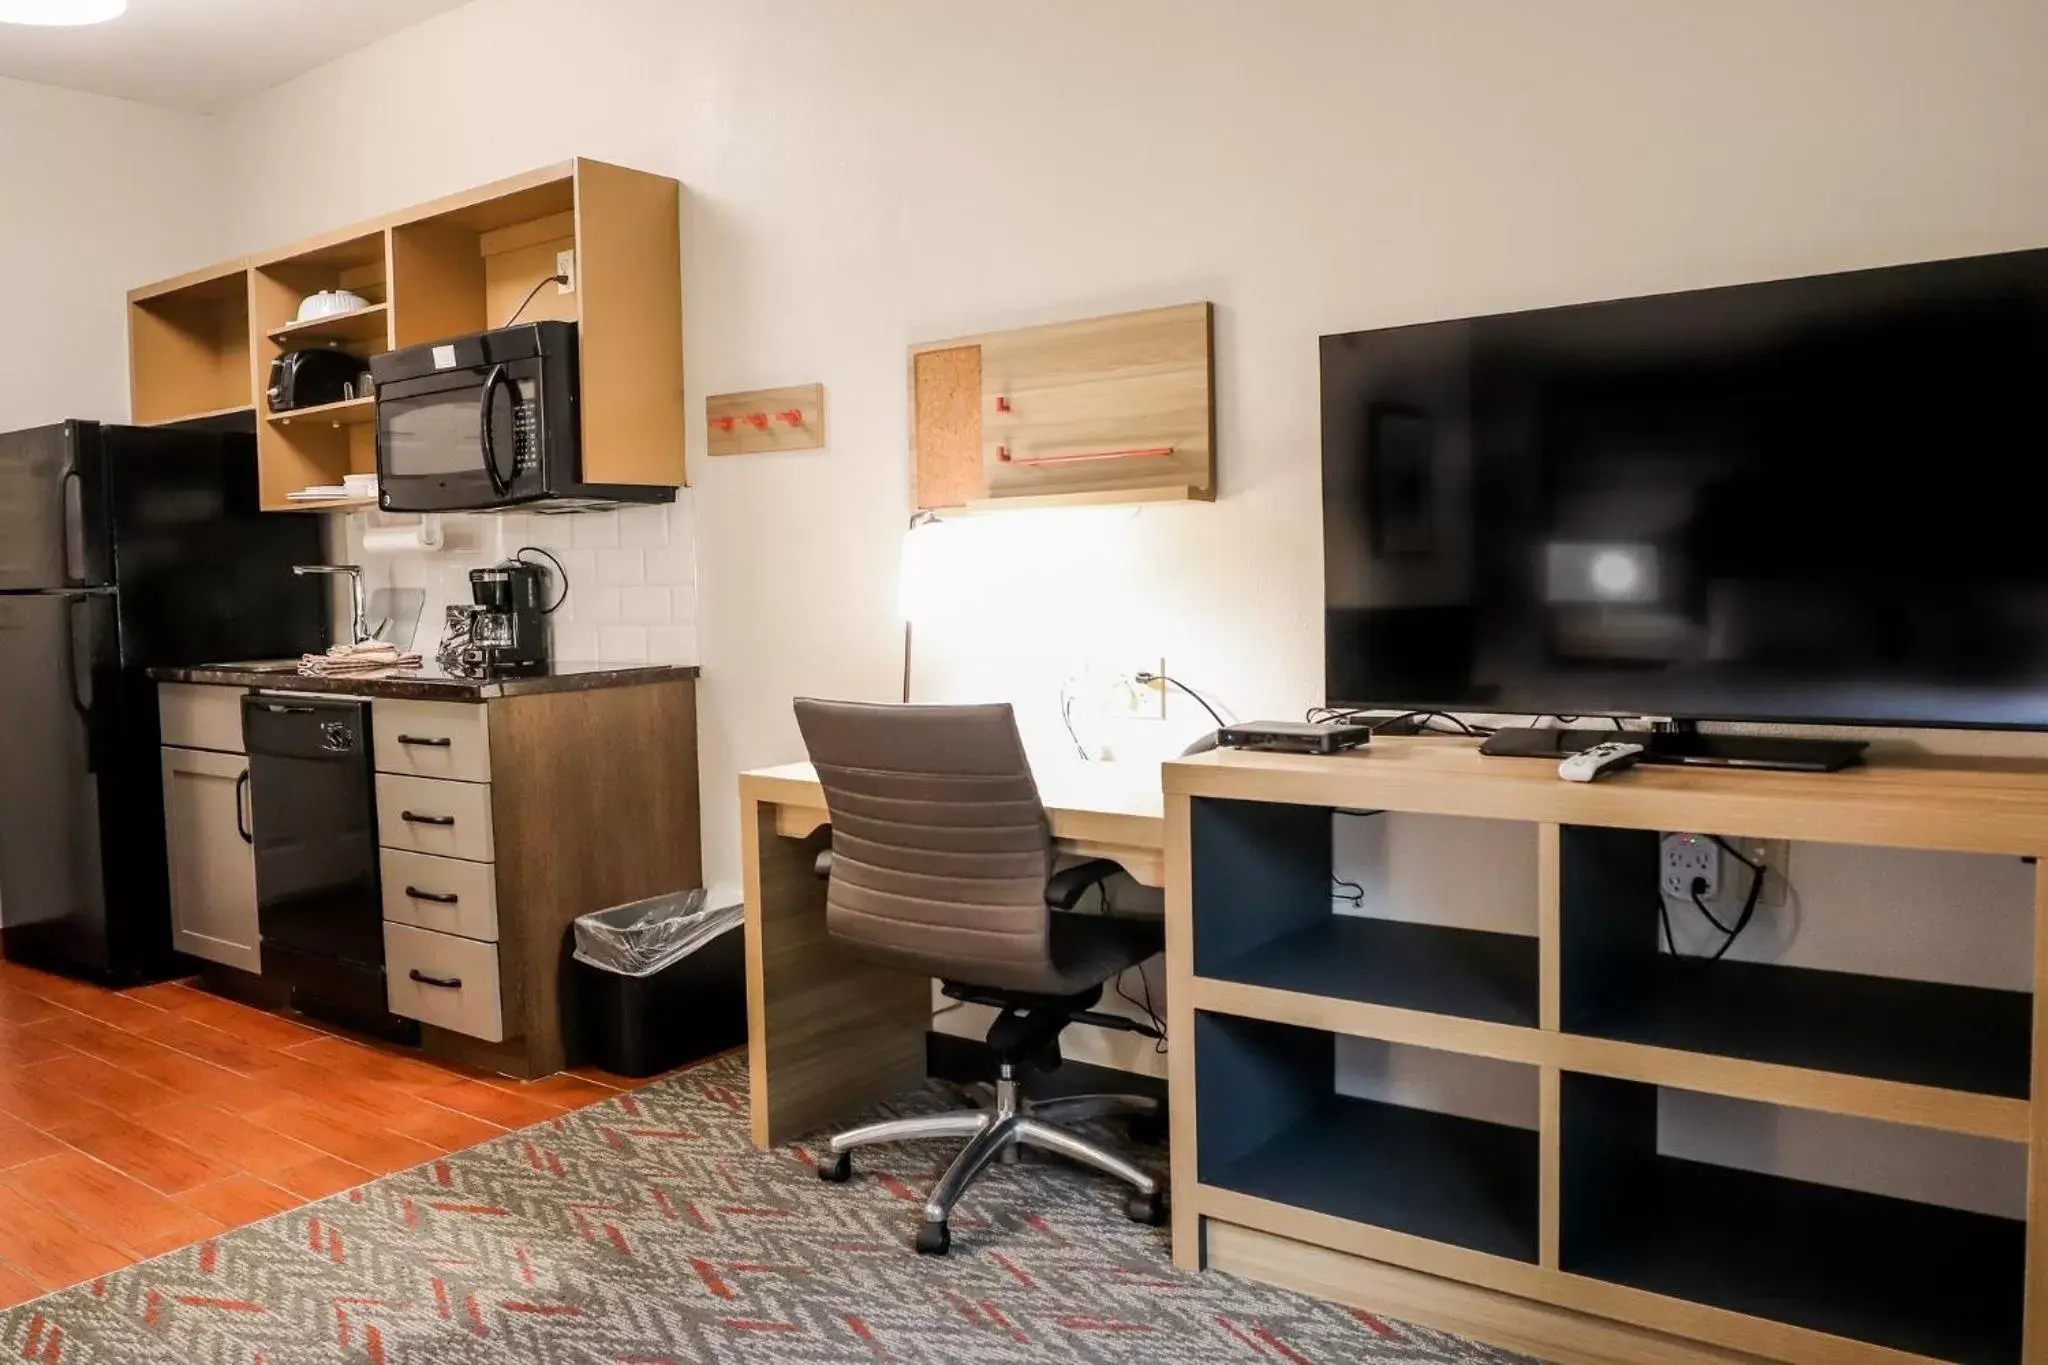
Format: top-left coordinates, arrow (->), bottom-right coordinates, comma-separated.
1045,858 -> 1122,910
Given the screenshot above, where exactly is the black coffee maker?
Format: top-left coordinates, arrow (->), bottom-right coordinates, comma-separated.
465,560 -> 550,672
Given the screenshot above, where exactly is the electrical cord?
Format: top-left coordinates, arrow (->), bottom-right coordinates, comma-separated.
513,545 -> 570,613
1331,873 -> 1365,906
1058,680 -> 1089,760
1133,672 -> 1228,729
1092,881 -> 1168,1051
1663,836 -> 1767,960
504,274 -> 569,328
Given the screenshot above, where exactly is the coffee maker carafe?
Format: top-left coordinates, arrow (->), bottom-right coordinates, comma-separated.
465,560 -> 551,672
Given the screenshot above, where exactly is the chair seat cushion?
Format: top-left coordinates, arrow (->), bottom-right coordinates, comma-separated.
1042,912 -> 1163,995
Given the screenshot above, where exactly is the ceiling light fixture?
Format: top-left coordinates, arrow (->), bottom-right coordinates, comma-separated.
0,0 -> 126,25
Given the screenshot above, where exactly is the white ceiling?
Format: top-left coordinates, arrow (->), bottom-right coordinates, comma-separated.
0,0 -> 471,112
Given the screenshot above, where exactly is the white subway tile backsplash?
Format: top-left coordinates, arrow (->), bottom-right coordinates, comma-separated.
598,626 -> 648,661
644,549 -> 694,586
571,513 -> 620,549
521,512 -> 580,550
620,585 -> 670,624
573,584 -> 623,622
551,619 -> 599,662
644,625 -> 698,663
617,504 -> 670,547
342,500 -> 697,668
595,549 -> 644,586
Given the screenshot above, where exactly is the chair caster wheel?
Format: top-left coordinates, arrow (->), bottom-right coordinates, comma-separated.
1125,1189 -> 1167,1226
914,1220 -> 951,1256
819,1152 -> 852,1183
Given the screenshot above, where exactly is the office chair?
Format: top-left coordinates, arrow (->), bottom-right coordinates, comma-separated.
793,698 -> 1168,1256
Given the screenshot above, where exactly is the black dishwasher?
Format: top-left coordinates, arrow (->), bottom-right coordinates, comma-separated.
243,695 -> 417,1041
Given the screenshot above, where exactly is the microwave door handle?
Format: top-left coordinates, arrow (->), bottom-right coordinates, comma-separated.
478,363 -> 514,497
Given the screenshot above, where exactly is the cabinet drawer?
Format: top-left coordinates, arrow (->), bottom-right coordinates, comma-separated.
375,774 -> 495,862
159,683 -> 247,754
384,923 -> 504,1042
373,700 -> 491,782
381,849 -> 499,941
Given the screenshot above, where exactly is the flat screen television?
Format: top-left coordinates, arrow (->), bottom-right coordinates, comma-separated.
1322,246 -> 2048,732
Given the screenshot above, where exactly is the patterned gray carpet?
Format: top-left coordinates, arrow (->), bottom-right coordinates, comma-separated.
0,1053 -> 1525,1362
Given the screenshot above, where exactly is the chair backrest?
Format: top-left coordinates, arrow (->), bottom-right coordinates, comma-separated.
793,698 -> 1059,992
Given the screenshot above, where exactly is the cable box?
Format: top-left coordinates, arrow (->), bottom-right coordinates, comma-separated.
1217,720 -> 1372,755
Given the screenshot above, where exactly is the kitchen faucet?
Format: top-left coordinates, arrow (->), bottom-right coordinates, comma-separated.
294,564 -> 372,645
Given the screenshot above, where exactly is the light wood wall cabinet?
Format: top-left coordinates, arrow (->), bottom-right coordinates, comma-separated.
911,302 -> 1215,511
157,685 -> 258,974
126,158 -> 685,512
1165,742 -> 2048,1365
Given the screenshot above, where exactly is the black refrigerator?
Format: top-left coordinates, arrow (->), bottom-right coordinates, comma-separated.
0,420 -> 327,982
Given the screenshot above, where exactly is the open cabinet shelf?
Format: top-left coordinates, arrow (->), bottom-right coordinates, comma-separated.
129,158 -> 684,511
1194,1012 -> 1540,1263
267,302 -> 390,348
1561,1072 -> 2024,1364
1201,915 -> 1538,1028
128,264 -> 252,425
1558,824 -> 2032,1099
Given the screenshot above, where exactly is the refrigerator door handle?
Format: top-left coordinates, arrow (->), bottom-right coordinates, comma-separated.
60,468 -> 84,586
60,594 -> 95,774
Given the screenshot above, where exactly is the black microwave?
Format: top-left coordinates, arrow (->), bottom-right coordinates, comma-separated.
370,321 -> 673,511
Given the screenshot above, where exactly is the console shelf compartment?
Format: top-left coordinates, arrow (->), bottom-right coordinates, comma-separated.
1559,824 -> 2031,1099
1202,914 -> 1538,1029
1561,1072 -> 2024,1364
1195,1012 -> 1539,1263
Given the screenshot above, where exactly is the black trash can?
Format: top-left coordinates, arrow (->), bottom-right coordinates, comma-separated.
570,891 -> 746,1078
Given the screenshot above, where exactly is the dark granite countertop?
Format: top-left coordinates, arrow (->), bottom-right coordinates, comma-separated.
148,659 -> 699,701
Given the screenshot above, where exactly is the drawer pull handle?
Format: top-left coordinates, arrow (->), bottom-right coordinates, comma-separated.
404,886 -> 459,905
409,969 -> 463,989
400,811 -> 456,827
397,735 -> 453,748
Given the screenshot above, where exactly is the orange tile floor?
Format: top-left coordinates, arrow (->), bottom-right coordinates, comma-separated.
0,958 -> 637,1306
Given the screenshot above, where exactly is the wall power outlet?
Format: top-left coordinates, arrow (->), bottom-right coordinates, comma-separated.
556,248 -> 576,294
1661,833 -> 1720,901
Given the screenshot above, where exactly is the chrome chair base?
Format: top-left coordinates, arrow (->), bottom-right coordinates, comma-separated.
817,1068 -> 1167,1256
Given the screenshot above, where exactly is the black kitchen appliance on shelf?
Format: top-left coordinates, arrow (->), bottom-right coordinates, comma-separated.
371,320 -> 673,511
242,695 -> 414,1041
0,421 -> 326,982
267,349 -> 367,413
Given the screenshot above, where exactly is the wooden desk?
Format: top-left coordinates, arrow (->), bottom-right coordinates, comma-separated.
740,760 -> 1164,1149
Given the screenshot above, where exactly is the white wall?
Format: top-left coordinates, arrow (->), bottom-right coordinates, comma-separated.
212,0 -> 2048,902
0,76 -> 220,428
201,0 -> 2048,1201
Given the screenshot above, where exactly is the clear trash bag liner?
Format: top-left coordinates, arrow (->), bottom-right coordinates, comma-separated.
571,889 -> 740,977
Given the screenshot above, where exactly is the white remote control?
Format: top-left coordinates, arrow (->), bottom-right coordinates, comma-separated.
1558,741 -> 1647,783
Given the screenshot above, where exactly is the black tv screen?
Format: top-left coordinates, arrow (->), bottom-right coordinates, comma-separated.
1322,247 -> 2048,730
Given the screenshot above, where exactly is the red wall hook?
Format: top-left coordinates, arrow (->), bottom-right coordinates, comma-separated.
994,396 -> 1012,413
709,415 -> 736,432
775,408 -> 805,427
743,412 -> 769,429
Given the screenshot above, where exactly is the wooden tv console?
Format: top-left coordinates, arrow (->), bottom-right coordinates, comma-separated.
1163,740 -> 2048,1365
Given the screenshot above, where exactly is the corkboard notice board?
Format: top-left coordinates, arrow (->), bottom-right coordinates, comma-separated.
912,344 -> 985,509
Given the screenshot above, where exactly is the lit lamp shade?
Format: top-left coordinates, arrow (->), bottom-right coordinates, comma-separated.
899,516 -> 968,625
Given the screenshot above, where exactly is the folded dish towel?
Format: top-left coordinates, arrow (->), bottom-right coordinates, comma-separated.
299,641 -> 423,677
